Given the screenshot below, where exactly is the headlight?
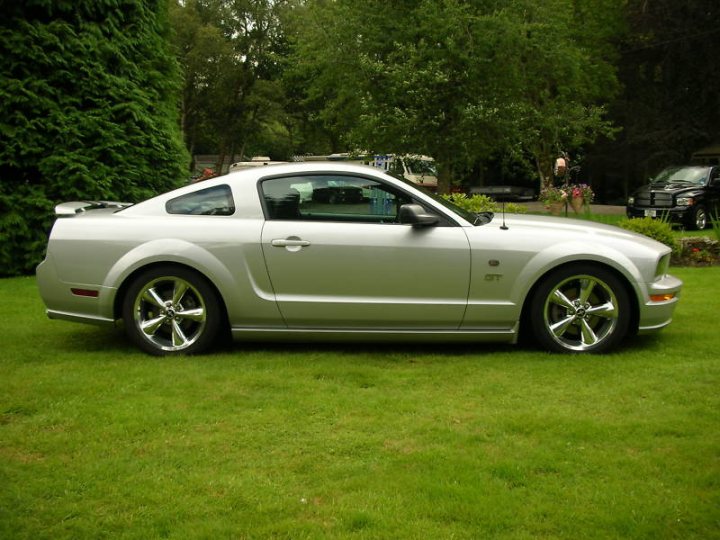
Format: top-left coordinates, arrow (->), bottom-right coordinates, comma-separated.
627,196 -> 635,205
676,196 -> 694,206
655,253 -> 670,278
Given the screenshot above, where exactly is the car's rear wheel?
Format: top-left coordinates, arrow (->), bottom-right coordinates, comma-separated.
530,265 -> 631,353
122,266 -> 221,356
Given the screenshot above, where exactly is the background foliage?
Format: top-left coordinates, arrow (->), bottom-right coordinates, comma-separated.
0,0 -> 187,276
617,217 -> 680,255
1,0 -> 718,276
169,0 -> 291,171
285,0 -> 622,192
585,0 -> 720,201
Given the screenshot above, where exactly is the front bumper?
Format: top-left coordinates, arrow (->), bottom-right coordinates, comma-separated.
626,205 -> 690,223
636,273 -> 683,334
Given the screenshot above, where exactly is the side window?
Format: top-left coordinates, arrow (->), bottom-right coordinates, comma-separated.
166,185 -> 235,216
260,175 -> 416,223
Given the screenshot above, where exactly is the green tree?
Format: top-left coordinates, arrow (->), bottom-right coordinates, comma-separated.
0,0 -> 188,276
288,0 -> 622,192
170,0 -> 293,170
503,0 -> 622,187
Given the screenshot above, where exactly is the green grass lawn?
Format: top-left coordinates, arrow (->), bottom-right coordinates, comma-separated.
1,270 -> 719,539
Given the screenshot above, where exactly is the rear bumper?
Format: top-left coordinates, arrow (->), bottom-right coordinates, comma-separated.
36,256 -> 117,325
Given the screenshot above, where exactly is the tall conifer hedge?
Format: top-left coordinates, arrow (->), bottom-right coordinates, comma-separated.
0,0 -> 188,276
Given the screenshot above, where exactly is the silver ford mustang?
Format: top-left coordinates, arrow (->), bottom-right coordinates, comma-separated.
37,163 -> 682,355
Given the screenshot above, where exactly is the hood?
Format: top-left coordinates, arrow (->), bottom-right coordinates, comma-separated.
637,182 -> 702,195
489,213 -> 669,252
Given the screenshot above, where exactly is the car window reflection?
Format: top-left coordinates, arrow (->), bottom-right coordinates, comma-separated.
260,175 -> 415,223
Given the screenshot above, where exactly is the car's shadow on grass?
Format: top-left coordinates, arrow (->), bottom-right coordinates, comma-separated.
51,325 -> 136,355
55,324 -> 528,359
53,325 -> 664,363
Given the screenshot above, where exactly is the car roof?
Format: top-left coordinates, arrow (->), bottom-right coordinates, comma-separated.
120,162 -> 425,218
224,161 -> 388,180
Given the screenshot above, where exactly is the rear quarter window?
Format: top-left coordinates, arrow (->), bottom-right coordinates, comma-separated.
166,185 -> 235,216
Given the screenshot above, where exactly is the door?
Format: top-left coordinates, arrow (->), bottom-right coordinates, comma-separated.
259,173 -> 471,329
709,167 -> 720,217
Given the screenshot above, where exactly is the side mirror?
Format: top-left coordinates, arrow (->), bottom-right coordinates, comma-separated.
399,204 -> 439,227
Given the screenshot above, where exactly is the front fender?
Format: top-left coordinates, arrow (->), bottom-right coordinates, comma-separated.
510,241 -> 648,307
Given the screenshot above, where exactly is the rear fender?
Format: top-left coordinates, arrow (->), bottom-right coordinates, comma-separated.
104,239 -> 281,326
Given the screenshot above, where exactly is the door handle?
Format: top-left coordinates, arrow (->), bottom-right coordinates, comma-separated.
271,238 -> 311,248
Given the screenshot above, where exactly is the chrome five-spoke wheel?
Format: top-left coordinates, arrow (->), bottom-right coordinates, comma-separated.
123,266 -> 221,355
530,265 -> 631,353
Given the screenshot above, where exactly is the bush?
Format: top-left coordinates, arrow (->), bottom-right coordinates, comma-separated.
0,1 -> 188,276
441,194 -> 527,214
617,217 -> 680,254
505,202 -> 528,214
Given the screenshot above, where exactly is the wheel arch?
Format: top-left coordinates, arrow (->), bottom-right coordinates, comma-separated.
518,260 -> 640,343
113,261 -> 230,331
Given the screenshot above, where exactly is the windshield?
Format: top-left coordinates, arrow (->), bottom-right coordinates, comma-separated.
653,166 -> 710,185
386,172 -> 491,225
404,157 -> 438,176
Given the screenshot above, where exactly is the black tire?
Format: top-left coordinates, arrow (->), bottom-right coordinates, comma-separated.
686,204 -> 707,230
529,264 -> 631,353
122,266 -> 222,356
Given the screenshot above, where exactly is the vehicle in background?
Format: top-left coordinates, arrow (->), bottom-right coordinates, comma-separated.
229,156 -> 287,172
469,185 -> 535,202
294,153 -> 438,191
369,154 -> 438,191
626,165 -> 720,230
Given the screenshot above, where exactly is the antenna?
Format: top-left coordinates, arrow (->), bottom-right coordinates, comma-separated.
500,201 -> 509,230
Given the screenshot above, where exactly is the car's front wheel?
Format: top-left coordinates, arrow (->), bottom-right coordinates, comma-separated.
529,265 -> 631,353
686,204 -> 707,230
122,266 -> 222,356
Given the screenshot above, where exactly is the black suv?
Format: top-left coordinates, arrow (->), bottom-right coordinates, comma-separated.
626,165 -> 720,230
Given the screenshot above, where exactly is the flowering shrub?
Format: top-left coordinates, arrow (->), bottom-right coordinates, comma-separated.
541,184 -> 594,207
540,186 -> 567,204
570,183 -> 594,203
688,247 -> 715,264
677,236 -> 720,266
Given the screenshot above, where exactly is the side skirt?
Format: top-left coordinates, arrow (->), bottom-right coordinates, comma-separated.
230,325 -> 519,344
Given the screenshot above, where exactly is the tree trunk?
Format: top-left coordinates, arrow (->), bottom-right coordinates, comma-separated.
436,160 -> 453,194
535,154 -> 553,190
215,141 -> 226,176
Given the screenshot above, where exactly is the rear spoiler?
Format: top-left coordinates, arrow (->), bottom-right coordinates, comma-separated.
54,201 -> 133,217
